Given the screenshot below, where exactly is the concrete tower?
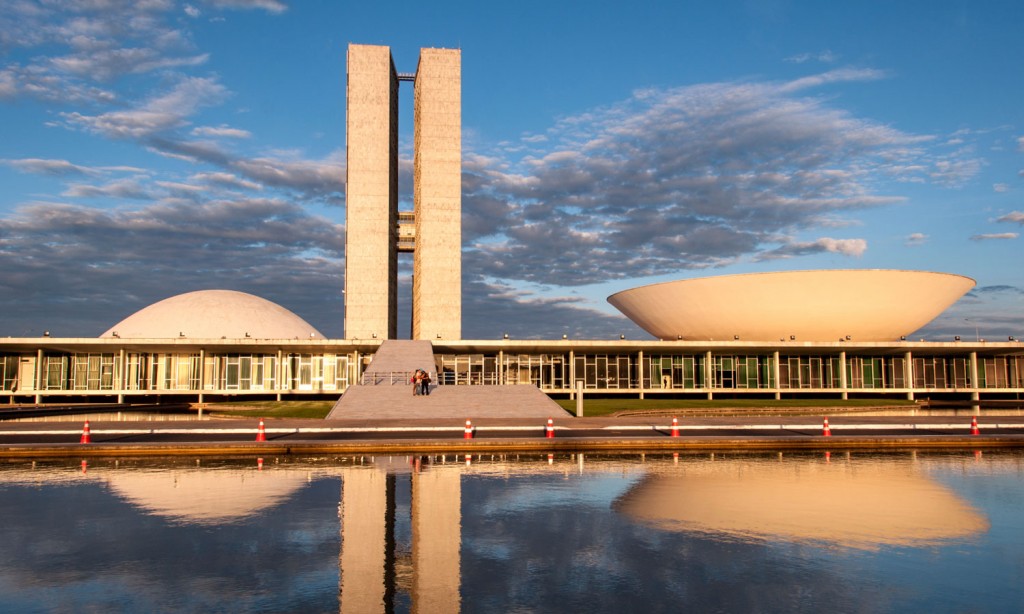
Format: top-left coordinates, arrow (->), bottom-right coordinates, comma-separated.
412,48 -> 462,341
344,44 -> 462,341
344,44 -> 399,340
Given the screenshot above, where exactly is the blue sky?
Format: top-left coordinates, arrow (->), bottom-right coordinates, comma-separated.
1,0 -> 1021,340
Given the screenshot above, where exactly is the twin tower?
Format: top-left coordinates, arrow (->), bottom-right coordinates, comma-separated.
344,44 -> 462,340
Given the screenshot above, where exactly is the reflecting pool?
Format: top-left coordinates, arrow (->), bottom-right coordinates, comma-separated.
1,451 -> 1022,613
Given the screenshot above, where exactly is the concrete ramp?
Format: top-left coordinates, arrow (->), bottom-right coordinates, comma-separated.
328,384 -> 562,419
327,340 -> 563,420
361,339 -> 437,381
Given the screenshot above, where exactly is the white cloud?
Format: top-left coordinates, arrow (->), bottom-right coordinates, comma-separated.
184,4 -> 201,17
0,70 -> 16,99
996,211 -> 1024,225
190,171 -> 263,191
929,157 -> 983,187
461,73 -> 967,285
755,237 -> 867,260
191,125 -> 252,139
785,50 -> 839,64
0,1 -> 208,102
969,233 -> 1018,241
779,68 -> 888,93
62,178 -> 153,200
206,0 -> 288,13
49,48 -> 209,81
61,76 -> 228,138
993,183 -> 1010,193
905,232 -> 928,246
2,158 -> 98,176
0,65 -> 117,103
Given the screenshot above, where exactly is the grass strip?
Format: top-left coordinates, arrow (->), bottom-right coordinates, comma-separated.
202,400 -> 334,419
555,397 -> 918,417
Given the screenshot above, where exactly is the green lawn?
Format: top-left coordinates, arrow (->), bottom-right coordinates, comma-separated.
200,397 -> 915,419
202,400 -> 335,419
555,397 -> 918,417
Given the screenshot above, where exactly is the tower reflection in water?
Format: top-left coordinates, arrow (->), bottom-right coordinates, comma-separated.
340,458 -> 461,614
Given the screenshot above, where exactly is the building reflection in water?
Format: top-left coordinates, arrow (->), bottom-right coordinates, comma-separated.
613,457 -> 990,550
0,452 -> 1002,611
340,458 -> 461,614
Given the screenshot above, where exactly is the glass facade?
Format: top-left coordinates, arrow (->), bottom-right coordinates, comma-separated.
1,348 -> 1022,398
978,356 -> 1024,388
1,355 -> 19,391
642,355 -> 704,389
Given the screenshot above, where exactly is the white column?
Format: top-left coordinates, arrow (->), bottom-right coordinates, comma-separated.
117,347 -> 126,404
568,350 -> 575,399
969,351 -> 979,402
35,348 -> 43,404
839,351 -> 848,400
705,350 -> 713,400
773,350 -> 781,400
197,348 -> 205,404
905,351 -> 914,400
637,350 -> 644,399
276,349 -> 284,401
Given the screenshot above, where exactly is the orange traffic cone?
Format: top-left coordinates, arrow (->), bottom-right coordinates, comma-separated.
545,418 -> 555,438
257,457 -> 264,471
81,460 -> 88,474
255,418 -> 267,442
465,454 -> 472,466
671,417 -> 679,437
464,419 -> 473,439
970,416 -> 980,436
80,420 -> 92,444
822,417 -> 832,437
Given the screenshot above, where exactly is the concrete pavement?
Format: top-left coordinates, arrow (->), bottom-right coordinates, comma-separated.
1,414 -> 1023,458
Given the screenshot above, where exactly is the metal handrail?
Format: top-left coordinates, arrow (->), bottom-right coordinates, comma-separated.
435,372 -> 499,386
360,371 -> 436,386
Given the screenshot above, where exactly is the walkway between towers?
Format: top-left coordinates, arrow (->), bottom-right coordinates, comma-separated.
326,340 -> 563,419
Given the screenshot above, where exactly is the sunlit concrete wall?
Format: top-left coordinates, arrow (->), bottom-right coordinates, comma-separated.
412,48 -> 462,341
345,44 -> 399,340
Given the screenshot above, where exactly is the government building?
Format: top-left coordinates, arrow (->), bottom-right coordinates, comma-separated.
2,45 -> 1022,406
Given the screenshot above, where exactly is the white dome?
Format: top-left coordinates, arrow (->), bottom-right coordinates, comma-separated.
102,290 -> 325,339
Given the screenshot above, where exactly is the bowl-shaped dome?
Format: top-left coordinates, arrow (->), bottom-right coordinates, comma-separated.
607,270 -> 974,341
102,289 -> 325,339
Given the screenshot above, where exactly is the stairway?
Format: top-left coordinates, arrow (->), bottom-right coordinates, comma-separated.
326,340 -> 563,419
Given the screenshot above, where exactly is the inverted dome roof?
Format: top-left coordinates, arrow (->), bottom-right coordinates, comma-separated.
608,270 -> 974,342
102,289 -> 325,339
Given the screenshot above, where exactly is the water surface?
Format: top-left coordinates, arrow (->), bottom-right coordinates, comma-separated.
1,451 -> 1021,613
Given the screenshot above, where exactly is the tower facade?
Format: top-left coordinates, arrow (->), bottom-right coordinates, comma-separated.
344,44 -> 461,340
412,48 -> 462,341
344,44 -> 399,340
